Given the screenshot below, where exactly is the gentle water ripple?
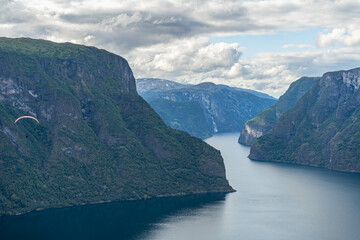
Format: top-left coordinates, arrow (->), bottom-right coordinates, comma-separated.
1,133 -> 360,240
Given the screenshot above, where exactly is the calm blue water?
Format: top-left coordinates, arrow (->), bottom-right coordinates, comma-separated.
1,133 -> 360,240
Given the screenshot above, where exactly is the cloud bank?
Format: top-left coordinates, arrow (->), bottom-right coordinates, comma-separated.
1,0 -> 360,97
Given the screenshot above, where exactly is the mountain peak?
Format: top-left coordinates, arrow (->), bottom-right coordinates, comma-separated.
197,82 -> 217,87
323,67 -> 360,91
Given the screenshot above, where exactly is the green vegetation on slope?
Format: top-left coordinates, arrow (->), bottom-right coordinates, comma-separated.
0,37 -> 233,216
249,68 -> 360,172
149,99 -> 212,139
239,77 -> 318,146
139,81 -> 276,139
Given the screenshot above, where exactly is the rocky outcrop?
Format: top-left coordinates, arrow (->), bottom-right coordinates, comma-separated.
238,77 -> 318,146
249,67 -> 360,172
238,120 -> 273,146
0,37 -> 233,216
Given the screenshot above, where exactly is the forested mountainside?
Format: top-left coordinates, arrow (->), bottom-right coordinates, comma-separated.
239,77 -> 317,146
249,68 -> 360,172
0,37 -> 233,216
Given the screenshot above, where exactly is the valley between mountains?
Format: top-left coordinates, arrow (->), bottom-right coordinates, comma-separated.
1,37 -> 360,220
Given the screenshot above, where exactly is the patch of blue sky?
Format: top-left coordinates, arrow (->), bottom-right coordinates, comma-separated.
210,27 -> 325,59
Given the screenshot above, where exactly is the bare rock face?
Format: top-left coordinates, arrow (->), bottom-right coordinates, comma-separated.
238,77 -> 318,146
249,67 -> 360,172
238,121 -> 273,146
0,37 -> 233,216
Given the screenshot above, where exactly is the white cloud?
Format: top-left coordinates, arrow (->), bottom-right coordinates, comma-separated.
2,0 -> 360,97
2,0 -> 359,51
0,23 -> 15,29
282,44 -> 314,49
317,25 -> 360,47
131,37 -> 360,98
130,37 -> 242,73
83,35 -> 95,43
100,12 -> 143,31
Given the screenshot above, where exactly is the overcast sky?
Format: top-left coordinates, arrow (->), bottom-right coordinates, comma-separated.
1,0 -> 360,97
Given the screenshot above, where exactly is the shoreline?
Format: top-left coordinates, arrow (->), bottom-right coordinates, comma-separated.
248,157 -> 360,174
0,189 -> 236,218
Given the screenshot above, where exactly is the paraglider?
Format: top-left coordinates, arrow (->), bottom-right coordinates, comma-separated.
14,116 -> 39,124
14,116 -> 40,139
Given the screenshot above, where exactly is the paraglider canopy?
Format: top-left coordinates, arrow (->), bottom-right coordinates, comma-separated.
14,116 -> 39,124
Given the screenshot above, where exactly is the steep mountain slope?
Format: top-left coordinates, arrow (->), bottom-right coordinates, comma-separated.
153,83 -> 276,138
238,77 -> 318,146
137,79 -> 276,138
249,67 -> 360,172
0,37 -> 233,216
148,98 -> 211,138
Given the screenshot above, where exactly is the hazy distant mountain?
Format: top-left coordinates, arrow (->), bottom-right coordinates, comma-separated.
136,78 -> 275,101
136,78 -> 189,101
137,79 -> 276,138
217,84 -> 276,100
238,77 -> 318,146
148,98 -> 211,138
249,67 -> 360,172
0,38 -> 233,216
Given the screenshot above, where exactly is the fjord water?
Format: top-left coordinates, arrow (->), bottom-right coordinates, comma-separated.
1,133 -> 360,240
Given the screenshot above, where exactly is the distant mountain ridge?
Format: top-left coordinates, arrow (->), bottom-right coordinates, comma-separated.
238,77 -> 318,146
249,67 -> 360,172
136,78 -> 276,138
217,84 -> 276,100
136,78 -> 189,101
137,78 -> 275,100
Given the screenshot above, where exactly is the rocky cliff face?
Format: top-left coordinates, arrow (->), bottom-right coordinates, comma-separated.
238,120 -> 273,146
238,77 -> 318,146
142,82 -> 276,138
0,37 -> 233,216
249,67 -> 360,172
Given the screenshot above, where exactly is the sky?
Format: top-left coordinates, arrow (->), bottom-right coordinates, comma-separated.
1,0 -> 360,97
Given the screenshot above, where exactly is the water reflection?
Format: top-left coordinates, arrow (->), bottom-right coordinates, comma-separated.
0,193 -> 227,240
2,133 -> 360,240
